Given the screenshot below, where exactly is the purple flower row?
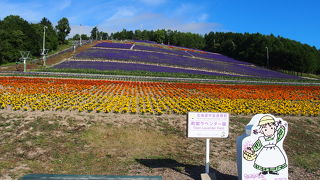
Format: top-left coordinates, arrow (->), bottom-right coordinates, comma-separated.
133,45 -> 191,57
94,42 -> 132,49
93,42 -> 246,65
94,42 -> 250,66
54,61 -> 234,76
74,48 -> 300,79
188,51 -> 252,65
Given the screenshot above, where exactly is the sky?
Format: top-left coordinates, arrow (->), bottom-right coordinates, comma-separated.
0,0 -> 319,49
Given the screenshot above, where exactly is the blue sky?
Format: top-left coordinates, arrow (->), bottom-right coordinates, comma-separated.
0,0 -> 319,48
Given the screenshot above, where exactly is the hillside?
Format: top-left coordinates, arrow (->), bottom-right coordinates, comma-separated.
52,40 -> 300,80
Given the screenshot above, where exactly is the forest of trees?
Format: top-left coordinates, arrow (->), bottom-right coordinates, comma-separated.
1,15 -> 319,74
204,32 -> 320,74
0,15 -> 70,64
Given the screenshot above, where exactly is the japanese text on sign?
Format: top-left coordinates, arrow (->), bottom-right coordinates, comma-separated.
188,112 -> 229,138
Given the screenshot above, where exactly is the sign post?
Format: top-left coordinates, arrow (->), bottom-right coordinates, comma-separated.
205,138 -> 210,174
187,112 -> 229,175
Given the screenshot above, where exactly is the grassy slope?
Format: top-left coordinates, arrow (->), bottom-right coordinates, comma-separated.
42,40 -> 319,82
0,111 -> 319,179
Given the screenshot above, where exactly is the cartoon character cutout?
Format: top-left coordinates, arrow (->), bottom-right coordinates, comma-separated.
243,115 -> 288,177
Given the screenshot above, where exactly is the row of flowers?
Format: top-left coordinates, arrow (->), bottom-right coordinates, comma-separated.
0,77 -> 319,116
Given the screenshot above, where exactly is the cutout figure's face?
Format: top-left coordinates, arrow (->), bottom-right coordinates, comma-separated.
261,123 -> 276,137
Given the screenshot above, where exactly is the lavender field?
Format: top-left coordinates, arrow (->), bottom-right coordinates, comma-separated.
53,41 -> 300,79
133,45 -> 191,57
54,61 -> 233,77
94,42 -> 132,49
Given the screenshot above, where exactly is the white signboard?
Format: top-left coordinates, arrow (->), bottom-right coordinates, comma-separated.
237,114 -> 288,180
188,112 -> 229,138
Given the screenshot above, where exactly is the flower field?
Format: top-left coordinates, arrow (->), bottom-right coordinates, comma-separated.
0,77 -> 319,116
57,41 -> 301,79
54,60 -> 231,76
67,45 -> 299,79
94,42 -> 133,49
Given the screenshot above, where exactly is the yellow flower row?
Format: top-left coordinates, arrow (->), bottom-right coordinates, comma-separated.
0,93 -> 319,116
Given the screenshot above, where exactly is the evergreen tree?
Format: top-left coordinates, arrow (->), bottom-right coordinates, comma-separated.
39,17 -> 58,51
55,17 -> 71,44
90,26 -> 99,40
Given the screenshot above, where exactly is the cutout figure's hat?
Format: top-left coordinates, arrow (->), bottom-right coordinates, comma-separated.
258,115 -> 275,126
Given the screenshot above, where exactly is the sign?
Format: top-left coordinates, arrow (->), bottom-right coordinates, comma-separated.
236,114 -> 288,180
188,112 -> 229,138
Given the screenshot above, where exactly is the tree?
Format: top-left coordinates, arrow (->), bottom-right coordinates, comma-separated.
81,34 -> 89,40
134,30 -> 142,40
154,29 -> 166,43
101,32 -> 109,40
167,30 -> 178,45
90,26 -> 99,40
221,40 -> 236,56
0,15 -> 41,64
39,17 -> 58,50
72,34 -> 80,40
55,17 -> 71,44
0,29 -> 26,63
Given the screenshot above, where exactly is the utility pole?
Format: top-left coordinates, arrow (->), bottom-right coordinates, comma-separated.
20,51 -> 30,72
80,24 -> 82,46
266,46 -> 269,68
41,26 -> 48,67
96,29 -> 98,41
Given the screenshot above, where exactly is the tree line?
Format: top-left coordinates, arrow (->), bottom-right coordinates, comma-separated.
1,15 -> 319,74
0,15 -> 70,64
204,32 -> 320,74
72,28 -> 206,50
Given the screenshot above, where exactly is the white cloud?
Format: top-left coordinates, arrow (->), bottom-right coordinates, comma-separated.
59,0 -> 72,10
198,13 -> 208,22
174,3 -> 194,16
99,12 -> 221,34
69,25 -> 93,37
107,6 -> 137,21
176,22 -> 220,34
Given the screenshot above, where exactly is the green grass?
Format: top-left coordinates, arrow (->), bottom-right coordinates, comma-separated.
285,117 -> 320,173
301,73 -> 320,80
294,152 -> 320,173
0,62 -> 17,66
0,41 -> 73,67
0,112 -> 319,178
48,41 -> 73,56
